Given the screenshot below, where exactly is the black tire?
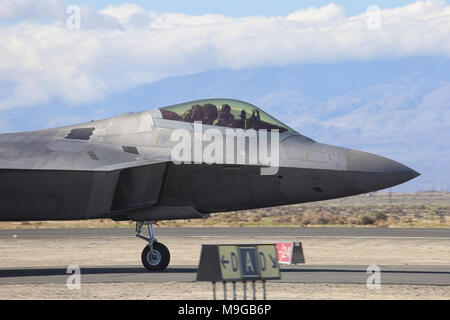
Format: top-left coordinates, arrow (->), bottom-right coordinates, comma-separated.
141,242 -> 170,271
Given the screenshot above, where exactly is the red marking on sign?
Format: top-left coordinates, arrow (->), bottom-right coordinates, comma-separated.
275,242 -> 293,264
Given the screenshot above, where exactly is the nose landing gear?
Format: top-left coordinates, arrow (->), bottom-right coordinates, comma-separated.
135,221 -> 170,271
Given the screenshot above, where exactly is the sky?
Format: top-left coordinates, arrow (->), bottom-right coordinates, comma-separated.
1,0 -> 450,110
72,0 -> 416,17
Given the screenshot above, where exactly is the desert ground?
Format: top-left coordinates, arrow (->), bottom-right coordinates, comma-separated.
0,192 -> 448,229
1,282 -> 448,300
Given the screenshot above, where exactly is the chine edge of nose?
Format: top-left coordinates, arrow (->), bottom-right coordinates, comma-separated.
346,150 -> 420,180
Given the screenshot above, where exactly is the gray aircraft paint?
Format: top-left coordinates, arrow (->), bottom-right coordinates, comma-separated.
0,99 -> 419,222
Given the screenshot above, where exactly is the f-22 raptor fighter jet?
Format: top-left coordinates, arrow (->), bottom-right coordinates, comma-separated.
0,99 -> 419,271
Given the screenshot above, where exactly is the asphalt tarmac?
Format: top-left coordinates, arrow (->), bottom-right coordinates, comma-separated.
0,265 -> 448,285
1,227 -> 449,239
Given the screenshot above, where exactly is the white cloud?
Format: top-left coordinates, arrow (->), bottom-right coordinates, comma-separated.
286,3 -> 345,23
1,0 -> 450,109
100,4 -> 151,25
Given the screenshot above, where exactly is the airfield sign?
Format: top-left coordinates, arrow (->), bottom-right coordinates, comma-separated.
218,246 -> 241,281
197,244 -> 281,300
273,242 -> 305,265
197,244 -> 281,282
256,245 -> 281,280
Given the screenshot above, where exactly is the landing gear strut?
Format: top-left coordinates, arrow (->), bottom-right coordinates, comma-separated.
136,221 -> 170,271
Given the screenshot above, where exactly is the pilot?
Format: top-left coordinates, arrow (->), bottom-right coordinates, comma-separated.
201,103 -> 218,125
213,104 -> 235,127
182,104 -> 202,123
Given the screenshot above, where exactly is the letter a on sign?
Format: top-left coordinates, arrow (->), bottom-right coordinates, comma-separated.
245,252 -> 255,272
239,247 -> 259,279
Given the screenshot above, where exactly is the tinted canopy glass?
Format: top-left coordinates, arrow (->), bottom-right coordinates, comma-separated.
159,99 -> 294,133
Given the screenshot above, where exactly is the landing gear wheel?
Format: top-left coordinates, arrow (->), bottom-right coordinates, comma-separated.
141,242 -> 170,271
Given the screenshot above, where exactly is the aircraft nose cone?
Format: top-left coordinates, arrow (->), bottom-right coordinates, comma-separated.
346,150 -> 420,191
347,150 -> 419,176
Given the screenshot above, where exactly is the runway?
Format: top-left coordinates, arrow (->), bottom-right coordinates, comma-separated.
1,227 -> 449,239
0,264 -> 449,286
0,227 -> 449,287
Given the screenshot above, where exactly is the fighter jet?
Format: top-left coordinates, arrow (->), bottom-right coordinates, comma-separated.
0,99 -> 419,271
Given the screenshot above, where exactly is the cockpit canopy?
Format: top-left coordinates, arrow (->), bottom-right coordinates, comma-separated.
159,99 -> 295,133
